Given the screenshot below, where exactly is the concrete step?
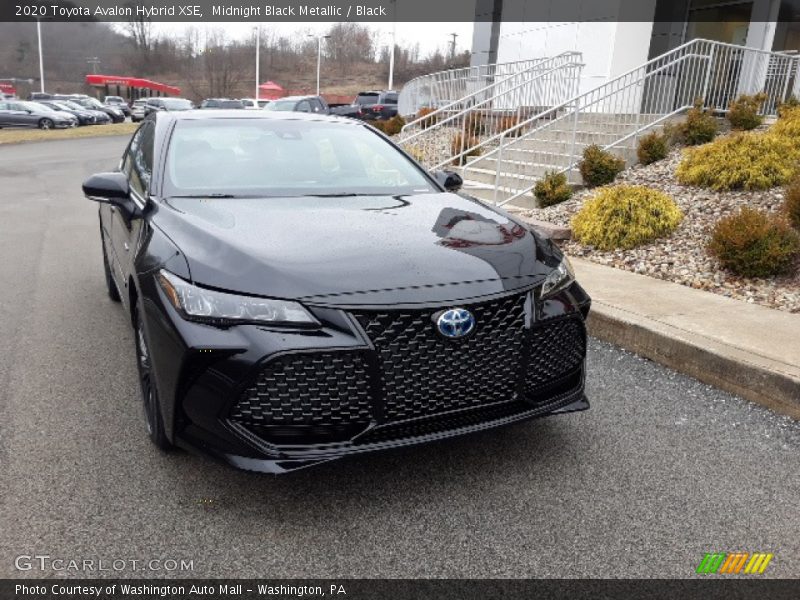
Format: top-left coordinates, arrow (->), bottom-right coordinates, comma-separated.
461,180 -> 536,209
466,156 -> 584,184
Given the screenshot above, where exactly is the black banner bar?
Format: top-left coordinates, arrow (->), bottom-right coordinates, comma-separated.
3,580 -> 800,600
1,0 -> 706,23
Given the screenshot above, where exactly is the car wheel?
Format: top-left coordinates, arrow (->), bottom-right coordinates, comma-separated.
134,302 -> 172,451
38,118 -> 54,130
101,236 -> 121,302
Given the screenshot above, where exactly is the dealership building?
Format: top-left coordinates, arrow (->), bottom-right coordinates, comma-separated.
471,0 -> 800,94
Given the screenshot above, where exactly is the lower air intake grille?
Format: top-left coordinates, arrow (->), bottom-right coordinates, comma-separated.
231,352 -> 373,427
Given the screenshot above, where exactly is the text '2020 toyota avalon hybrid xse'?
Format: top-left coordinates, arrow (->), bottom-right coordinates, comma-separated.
83,110 -> 591,473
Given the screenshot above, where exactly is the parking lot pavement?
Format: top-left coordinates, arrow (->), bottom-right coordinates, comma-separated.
1,137 -> 799,579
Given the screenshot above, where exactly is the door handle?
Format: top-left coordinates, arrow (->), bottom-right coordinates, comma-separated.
109,206 -> 116,213
123,242 -> 130,252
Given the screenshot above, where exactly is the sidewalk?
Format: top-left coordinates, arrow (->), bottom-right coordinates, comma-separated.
572,258 -> 800,419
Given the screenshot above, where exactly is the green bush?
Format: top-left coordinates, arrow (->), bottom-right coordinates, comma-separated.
784,178 -> 800,231
571,185 -> 683,250
636,131 -> 669,165
727,93 -> 767,130
679,100 -> 719,145
533,171 -> 572,207
676,131 -> 800,191
708,208 -> 800,277
578,145 -> 625,187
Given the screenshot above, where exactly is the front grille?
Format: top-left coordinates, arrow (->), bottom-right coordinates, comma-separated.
353,293 -> 527,422
231,352 -> 373,428
525,317 -> 586,398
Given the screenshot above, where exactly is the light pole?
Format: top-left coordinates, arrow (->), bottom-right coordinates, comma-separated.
388,0 -> 397,90
254,26 -> 261,102
309,34 -> 330,96
36,18 -> 45,93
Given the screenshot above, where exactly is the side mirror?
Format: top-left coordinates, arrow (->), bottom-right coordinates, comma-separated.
434,170 -> 463,193
83,172 -> 141,221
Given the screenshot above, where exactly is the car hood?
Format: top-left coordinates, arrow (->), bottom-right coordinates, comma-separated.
155,192 -> 551,306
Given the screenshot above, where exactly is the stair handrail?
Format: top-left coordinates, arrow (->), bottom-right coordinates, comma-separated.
400,51 -> 582,136
466,38 -> 800,206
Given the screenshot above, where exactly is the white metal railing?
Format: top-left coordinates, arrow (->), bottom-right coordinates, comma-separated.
460,39 -> 800,206
397,52 -> 583,171
398,57 -> 560,117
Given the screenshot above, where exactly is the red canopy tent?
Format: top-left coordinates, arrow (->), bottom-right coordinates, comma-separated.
257,81 -> 285,100
85,74 -> 181,100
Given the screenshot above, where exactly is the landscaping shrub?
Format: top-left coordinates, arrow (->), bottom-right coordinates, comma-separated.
636,131 -> 669,165
784,177 -> 800,230
450,133 -> 481,165
727,93 -> 767,130
678,100 -> 719,145
777,95 -> 799,119
497,115 -> 522,137
772,104 -> 800,137
571,185 -> 683,250
708,207 -> 800,277
416,107 -> 438,129
675,131 -> 800,191
463,111 -> 485,136
405,144 -> 425,164
578,145 -> 625,187
378,115 -> 406,136
533,171 -> 572,207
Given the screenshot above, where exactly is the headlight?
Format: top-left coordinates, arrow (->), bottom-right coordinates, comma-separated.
540,257 -> 575,299
156,270 -> 319,327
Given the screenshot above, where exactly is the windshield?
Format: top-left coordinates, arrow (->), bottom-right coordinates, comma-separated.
264,100 -> 297,112
59,101 -> 82,110
105,96 -> 123,103
81,98 -> 104,109
162,98 -> 193,110
163,118 -> 435,198
355,93 -> 379,105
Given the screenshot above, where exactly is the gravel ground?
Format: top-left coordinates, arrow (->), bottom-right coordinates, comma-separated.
518,147 -> 800,313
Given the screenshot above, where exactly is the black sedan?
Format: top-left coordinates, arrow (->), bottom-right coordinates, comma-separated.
83,111 -> 590,473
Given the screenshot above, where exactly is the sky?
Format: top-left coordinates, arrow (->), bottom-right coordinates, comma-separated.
151,22 -> 475,57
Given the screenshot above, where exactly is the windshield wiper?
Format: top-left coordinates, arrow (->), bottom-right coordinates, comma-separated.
307,192 -> 360,197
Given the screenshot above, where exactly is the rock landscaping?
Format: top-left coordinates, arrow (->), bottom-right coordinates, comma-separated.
516,148 -> 800,313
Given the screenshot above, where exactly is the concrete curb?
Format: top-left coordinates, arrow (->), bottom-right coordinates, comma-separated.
572,259 -> 800,420
587,303 -> 800,420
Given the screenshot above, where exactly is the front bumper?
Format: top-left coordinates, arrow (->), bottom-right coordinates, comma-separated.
141,279 -> 591,473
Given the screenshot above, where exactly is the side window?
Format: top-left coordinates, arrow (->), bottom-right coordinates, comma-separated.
124,123 -> 155,196
296,100 -> 311,113
384,93 -> 398,104
0,102 -> 8,110
310,98 -> 324,113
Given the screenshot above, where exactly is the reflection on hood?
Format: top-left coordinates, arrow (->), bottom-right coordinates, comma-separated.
432,207 -> 536,284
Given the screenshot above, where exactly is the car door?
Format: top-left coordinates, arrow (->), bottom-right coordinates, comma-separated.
109,122 -> 155,300
7,102 -> 36,127
0,101 -> 11,126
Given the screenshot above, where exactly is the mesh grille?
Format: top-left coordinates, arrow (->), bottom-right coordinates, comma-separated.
525,317 -> 586,397
353,294 -> 527,422
231,352 -> 373,427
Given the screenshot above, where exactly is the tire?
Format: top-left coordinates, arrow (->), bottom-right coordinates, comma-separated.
38,118 -> 54,130
101,236 -> 121,302
134,302 -> 172,451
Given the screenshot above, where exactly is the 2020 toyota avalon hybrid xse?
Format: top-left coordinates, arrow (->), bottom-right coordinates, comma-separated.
83,110 -> 591,473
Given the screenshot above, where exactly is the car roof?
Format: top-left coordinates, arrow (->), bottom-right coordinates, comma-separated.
273,95 -> 319,102
155,109 -> 359,126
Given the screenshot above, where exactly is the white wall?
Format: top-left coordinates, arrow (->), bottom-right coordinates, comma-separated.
493,0 -> 656,96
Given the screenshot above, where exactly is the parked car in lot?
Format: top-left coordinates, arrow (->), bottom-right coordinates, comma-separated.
351,90 -> 399,121
35,99 -> 107,125
199,98 -> 244,109
131,99 -> 148,123
81,110 -> 591,473
144,97 -> 194,116
56,95 -> 126,123
0,100 -> 76,129
104,95 -> 132,117
263,95 -> 329,114
239,98 -> 269,109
